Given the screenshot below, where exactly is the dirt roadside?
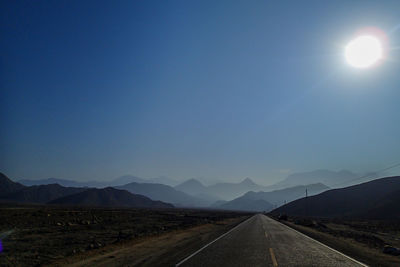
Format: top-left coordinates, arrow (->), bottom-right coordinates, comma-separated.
50,216 -> 249,267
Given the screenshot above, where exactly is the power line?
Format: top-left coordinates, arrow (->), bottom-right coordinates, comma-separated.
331,161 -> 400,188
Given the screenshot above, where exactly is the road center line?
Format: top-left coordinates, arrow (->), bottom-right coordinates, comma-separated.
264,231 -> 268,238
269,248 -> 278,267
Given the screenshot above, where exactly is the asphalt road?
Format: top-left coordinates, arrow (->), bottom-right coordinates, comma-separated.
176,214 -> 366,267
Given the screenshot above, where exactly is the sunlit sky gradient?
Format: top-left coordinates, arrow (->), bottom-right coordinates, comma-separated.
1,1 -> 400,184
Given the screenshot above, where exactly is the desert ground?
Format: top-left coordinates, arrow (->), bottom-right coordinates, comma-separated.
0,204 -> 251,266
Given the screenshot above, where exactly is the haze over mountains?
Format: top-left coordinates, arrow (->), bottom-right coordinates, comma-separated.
116,182 -> 210,207
17,169 -> 375,199
175,177 -> 265,201
263,169 -> 378,191
4,169 -> 396,214
217,183 -> 329,212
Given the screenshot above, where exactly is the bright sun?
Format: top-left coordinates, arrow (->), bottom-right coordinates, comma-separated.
345,35 -> 383,68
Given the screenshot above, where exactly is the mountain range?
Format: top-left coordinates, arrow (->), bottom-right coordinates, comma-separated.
0,173 -> 174,208
16,169 -> 374,201
215,183 -> 329,212
265,169 -> 378,190
18,175 -> 179,188
7,170 -> 392,212
116,182 -> 210,207
175,177 -> 267,201
271,176 -> 400,219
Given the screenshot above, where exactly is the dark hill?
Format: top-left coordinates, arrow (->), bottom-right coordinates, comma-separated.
49,187 -> 173,208
1,184 -> 86,203
0,172 -> 25,196
364,189 -> 400,219
271,176 -> 400,219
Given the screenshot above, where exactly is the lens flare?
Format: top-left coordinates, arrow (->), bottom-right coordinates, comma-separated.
345,35 -> 383,68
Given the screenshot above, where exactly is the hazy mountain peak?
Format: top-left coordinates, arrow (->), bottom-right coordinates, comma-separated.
185,178 -> 205,186
112,175 -> 146,186
175,178 -> 206,189
240,177 -> 256,186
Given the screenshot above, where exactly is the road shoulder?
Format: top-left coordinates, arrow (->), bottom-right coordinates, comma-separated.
273,217 -> 400,267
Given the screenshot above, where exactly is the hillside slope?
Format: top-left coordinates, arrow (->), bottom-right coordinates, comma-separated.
0,172 -> 25,196
1,184 -> 87,203
49,187 -> 173,208
271,176 -> 400,219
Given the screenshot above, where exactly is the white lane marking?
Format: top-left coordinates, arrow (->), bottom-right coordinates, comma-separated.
264,215 -> 368,267
175,215 -> 255,266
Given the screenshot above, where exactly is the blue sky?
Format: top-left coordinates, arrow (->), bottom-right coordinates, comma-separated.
1,0 -> 400,184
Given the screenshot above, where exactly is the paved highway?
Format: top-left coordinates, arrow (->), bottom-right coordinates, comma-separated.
176,214 -> 366,267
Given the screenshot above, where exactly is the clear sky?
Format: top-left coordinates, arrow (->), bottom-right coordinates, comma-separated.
1,0 -> 400,184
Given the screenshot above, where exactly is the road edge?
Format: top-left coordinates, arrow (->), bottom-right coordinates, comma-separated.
265,215 -> 368,267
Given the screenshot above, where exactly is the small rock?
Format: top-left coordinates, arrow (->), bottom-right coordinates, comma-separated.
383,245 -> 400,256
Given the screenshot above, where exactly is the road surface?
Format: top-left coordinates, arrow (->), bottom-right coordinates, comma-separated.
176,214 -> 366,267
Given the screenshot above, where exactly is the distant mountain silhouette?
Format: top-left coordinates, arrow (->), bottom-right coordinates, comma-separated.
0,172 -> 25,197
206,178 -> 264,200
18,178 -> 101,188
271,176 -> 400,219
1,184 -> 86,203
49,187 -> 173,208
149,176 -> 179,187
176,177 -> 266,201
215,183 -> 328,212
217,184 -> 329,211
267,170 -> 359,190
175,179 -> 208,195
218,198 -> 273,212
18,175 -> 179,188
116,182 -> 208,207
109,175 -> 147,186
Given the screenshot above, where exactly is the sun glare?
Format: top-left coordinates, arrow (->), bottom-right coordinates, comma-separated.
345,35 -> 383,68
